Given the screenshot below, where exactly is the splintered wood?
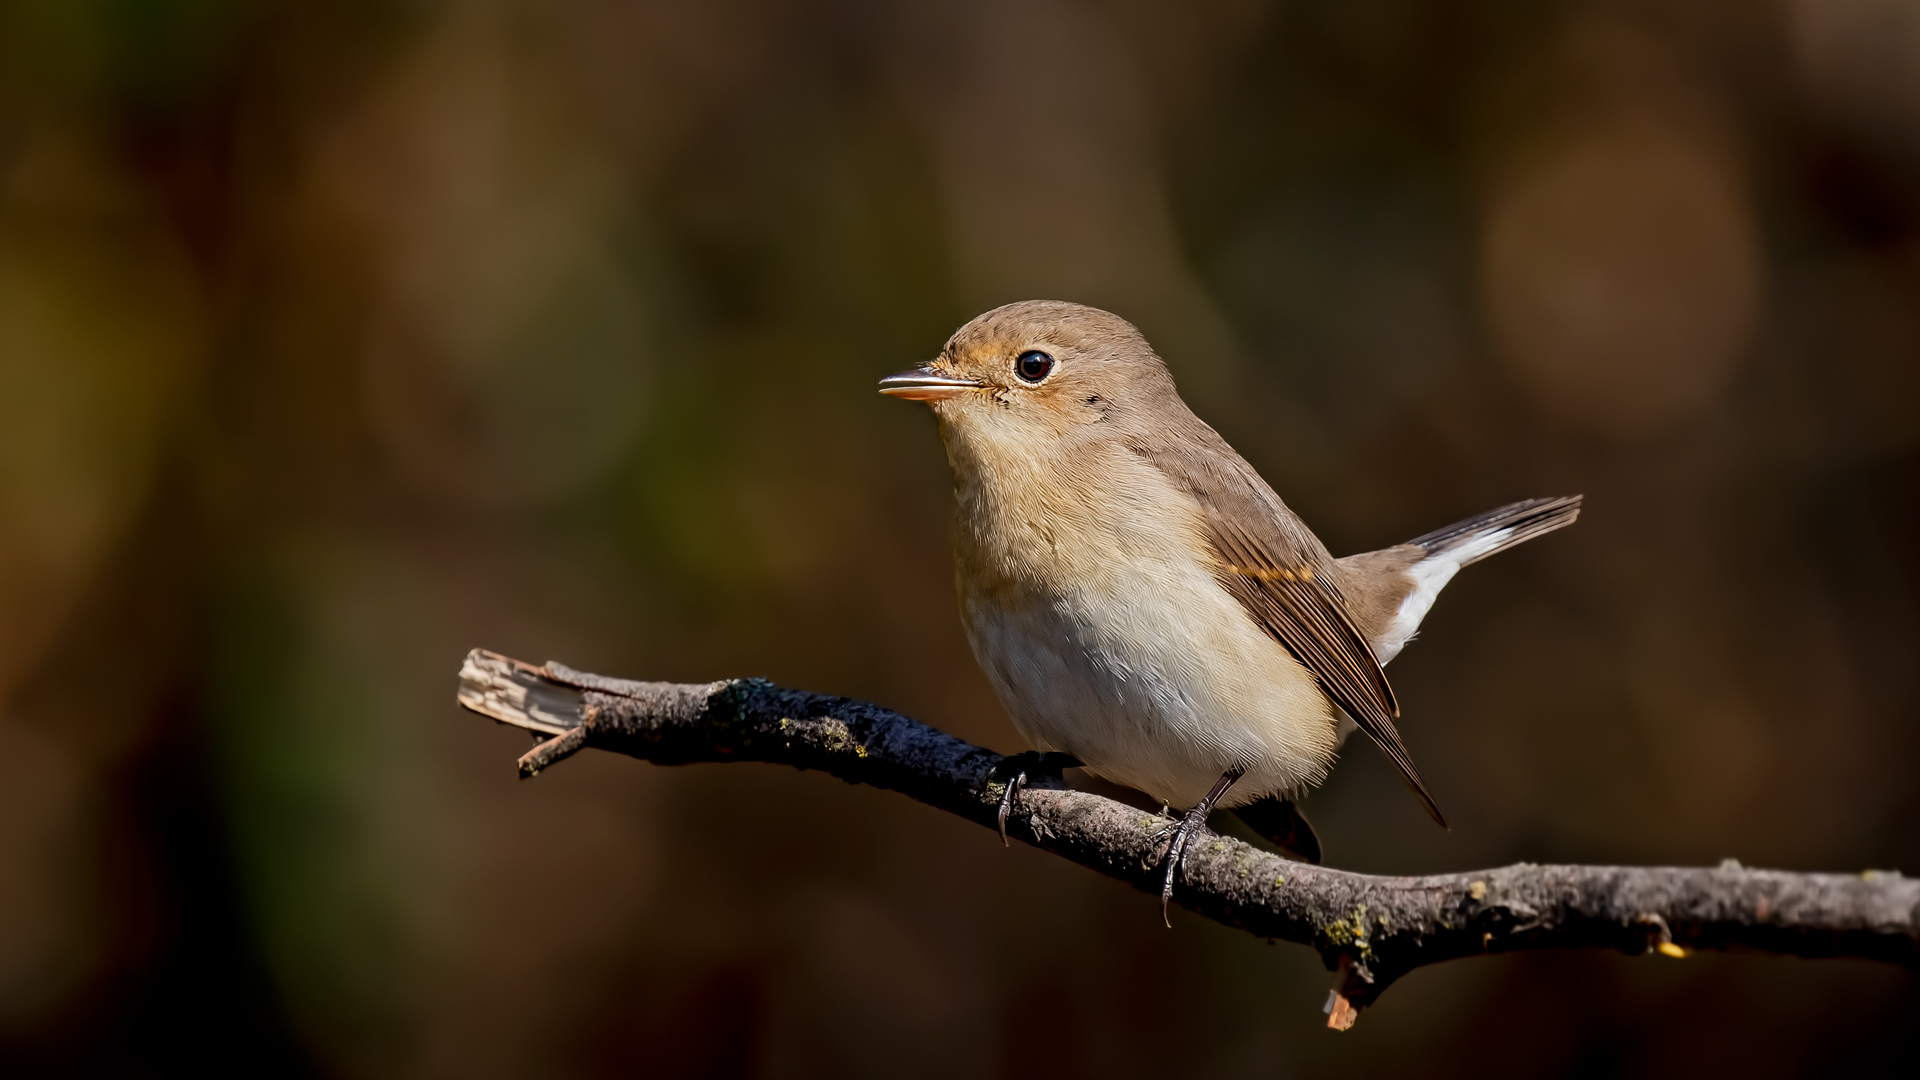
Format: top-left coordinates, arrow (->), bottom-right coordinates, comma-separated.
1325,991 -> 1359,1031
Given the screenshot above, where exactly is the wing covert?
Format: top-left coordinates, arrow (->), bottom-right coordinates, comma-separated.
1205,514 -> 1447,828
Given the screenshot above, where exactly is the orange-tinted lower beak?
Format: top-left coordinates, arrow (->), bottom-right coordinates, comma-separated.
878,365 -> 983,402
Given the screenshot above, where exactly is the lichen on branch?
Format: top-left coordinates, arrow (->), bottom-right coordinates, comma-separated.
456,648 -> 1920,1028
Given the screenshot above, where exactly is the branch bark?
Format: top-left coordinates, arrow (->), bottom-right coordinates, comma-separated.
456,648 -> 1919,1028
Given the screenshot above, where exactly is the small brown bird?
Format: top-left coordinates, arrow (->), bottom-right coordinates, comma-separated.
881,300 -> 1579,920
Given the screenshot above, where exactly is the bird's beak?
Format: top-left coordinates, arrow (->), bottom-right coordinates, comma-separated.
878,365 -> 983,402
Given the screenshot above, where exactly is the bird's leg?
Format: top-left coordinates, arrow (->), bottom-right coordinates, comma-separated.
987,751 -> 1083,846
1157,768 -> 1246,926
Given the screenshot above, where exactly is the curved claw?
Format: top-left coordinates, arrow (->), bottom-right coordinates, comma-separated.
986,752 -> 1082,848
1160,819 -> 1195,927
1152,768 -> 1245,927
1161,862 -> 1177,927
997,770 -> 1028,847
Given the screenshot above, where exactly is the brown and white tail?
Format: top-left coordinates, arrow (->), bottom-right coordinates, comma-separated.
1408,495 -> 1583,568
1375,495 -> 1582,664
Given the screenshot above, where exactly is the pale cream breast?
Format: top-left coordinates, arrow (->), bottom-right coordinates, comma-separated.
938,408 -> 1342,808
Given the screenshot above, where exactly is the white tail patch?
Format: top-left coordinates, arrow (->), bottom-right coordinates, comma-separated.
1374,527 -> 1514,664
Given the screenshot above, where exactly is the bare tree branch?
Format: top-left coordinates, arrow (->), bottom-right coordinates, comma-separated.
456,648 -> 1919,1029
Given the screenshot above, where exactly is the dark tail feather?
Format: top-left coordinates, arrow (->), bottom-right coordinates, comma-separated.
1410,495 -> 1583,567
1232,798 -> 1323,864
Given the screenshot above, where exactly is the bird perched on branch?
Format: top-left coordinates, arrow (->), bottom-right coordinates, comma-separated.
881,300 -> 1579,921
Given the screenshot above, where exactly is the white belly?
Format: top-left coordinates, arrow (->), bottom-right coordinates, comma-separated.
961,553 -> 1341,809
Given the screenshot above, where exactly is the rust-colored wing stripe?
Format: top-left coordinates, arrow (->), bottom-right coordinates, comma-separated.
1207,516 -> 1447,828
1122,421 -> 1447,827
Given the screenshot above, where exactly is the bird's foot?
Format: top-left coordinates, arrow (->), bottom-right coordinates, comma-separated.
1153,768 -> 1245,927
1153,804 -> 1213,927
986,751 -> 1082,846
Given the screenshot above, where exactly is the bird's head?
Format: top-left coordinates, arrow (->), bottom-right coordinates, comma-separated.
879,300 -> 1176,454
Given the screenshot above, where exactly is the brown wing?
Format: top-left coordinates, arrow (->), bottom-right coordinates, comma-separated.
1126,426 -> 1447,828
1206,515 -> 1446,827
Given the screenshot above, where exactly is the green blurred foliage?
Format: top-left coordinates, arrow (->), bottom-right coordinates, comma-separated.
1,0 -> 1917,1076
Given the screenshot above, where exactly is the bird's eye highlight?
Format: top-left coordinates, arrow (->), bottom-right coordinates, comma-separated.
1014,351 -> 1054,384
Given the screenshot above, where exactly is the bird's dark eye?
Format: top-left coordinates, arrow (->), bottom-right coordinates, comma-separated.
1014,350 -> 1054,384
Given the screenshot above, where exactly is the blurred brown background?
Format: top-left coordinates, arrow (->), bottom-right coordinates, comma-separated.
2,0 -> 1917,1075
